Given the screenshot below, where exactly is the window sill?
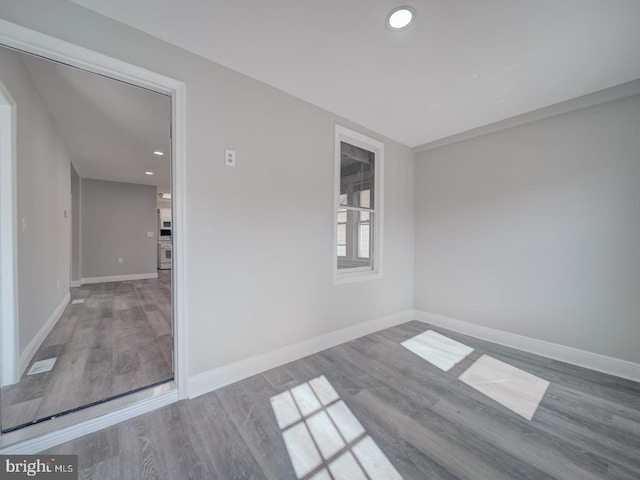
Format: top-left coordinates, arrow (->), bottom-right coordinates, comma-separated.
334,268 -> 382,285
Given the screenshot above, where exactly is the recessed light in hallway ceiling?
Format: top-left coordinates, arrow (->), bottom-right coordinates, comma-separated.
387,6 -> 415,30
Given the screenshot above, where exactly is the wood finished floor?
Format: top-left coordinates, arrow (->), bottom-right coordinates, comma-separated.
43,320 -> 640,480
0,271 -> 173,432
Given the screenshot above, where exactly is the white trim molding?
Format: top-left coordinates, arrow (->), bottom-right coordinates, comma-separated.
79,272 -> 158,285
0,77 -> 18,387
414,310 -> 640,383
413,79 -> 640,153
18,292 -> 70,380
188,310 -> 414,398
170,79 -> 188,400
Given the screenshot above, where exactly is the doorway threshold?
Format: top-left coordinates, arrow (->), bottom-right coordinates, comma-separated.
0,381 -> 177,453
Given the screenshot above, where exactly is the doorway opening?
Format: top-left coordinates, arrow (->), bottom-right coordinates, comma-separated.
0,20 -> 186,446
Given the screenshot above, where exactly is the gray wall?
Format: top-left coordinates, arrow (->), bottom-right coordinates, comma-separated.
0,47 -> 71,355
80,179 -> 157,278
414,94 -> 640,363
0,0 -> 415,376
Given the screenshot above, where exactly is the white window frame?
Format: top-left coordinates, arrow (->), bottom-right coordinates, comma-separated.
333,125 -> 384,285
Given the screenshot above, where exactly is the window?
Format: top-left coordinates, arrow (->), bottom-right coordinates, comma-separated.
334,125 -> 383,283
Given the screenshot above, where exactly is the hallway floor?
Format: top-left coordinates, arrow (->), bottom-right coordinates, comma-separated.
1,271 -> 173,432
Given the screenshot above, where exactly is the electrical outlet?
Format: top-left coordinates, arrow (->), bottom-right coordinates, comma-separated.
225,149 -> 236,167
117,258 -> 123,264
147,231 -> 154,237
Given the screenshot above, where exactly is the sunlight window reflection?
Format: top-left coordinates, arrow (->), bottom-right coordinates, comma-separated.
270,375 -> 403,479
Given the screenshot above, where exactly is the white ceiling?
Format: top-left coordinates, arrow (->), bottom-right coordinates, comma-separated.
69,0 -> 640,148
19,51 -> 172,192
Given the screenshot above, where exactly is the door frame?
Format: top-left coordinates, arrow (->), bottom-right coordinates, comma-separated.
0,77 -> 18,387
0,18 -> 188,450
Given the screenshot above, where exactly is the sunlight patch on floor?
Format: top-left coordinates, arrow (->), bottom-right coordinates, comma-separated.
271,375 -> 403,479
459,354 -> 550,420
401,329 -> 473,371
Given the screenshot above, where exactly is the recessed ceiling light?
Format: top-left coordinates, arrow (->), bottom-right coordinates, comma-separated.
153,151 -> 164,156
145,171 -> 154,175
387,6 -> 415,31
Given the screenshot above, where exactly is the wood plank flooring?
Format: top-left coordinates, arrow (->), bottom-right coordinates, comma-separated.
0,271 -> 173,432
42,321 -> 640,479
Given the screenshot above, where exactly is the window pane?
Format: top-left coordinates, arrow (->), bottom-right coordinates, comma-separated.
339,142 -> 374,209
358,189 -> 371,209
337,224 -> 346,245
358,209 -> 371,258
337,211 -> 373,270
337,223 -> 347,257
358,224 -> 369,258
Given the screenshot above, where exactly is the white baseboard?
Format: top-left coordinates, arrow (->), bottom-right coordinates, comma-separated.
188,310 -> 414,398
80,272 -> 158,285
18,292 -> 71,379
414,310 -> 640,383
69,280 -> 81,288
